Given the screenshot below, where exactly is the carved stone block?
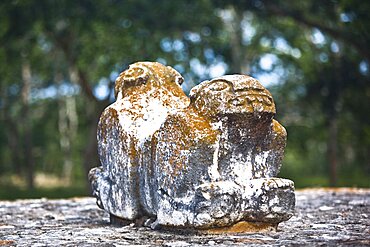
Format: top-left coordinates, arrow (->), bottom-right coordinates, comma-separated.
89,62 -> 295,231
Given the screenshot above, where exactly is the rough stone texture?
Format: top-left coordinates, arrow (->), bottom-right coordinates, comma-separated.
89,62 -> 189,221
89,62 -> 295,230
152,75 -> 293,229
1,189 -> 369,246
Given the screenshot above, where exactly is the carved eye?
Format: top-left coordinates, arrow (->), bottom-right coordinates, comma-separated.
121,66 -> 149,86
208,80 -> 230,91
123,67 -> 145,80
228,97 -> 245,106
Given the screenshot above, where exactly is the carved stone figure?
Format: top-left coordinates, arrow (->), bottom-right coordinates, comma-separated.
89,62 -> 295,232
152,75 -> 294,229
89,62 -> 189,221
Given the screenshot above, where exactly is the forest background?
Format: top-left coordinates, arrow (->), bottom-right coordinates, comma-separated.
0,0 -> 369,199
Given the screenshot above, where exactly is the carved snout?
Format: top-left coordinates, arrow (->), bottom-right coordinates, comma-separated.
193,181 -> 242,227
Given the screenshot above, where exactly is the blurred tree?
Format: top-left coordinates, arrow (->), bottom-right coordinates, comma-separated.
0,0 -> 223,188
0,0 -> 369,193
0,0 -> 43,188
268,1 -> 370,186
213,0 -> 370,186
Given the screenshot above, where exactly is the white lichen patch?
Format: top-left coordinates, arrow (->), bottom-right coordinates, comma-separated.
210,135 -> 221,181
110,93 -> 170,145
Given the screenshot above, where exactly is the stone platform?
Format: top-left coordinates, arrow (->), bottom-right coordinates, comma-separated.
0,188 -> 369,246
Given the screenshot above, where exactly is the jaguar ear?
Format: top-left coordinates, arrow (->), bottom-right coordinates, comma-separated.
114,64 -> 150,99
189,81 -> 205,101
166,66 -> 184,86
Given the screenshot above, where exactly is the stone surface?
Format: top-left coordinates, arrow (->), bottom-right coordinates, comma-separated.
152,75 -> 293,229
89,62 -> 294,230
89,62 -> 189,221
1,189 -> 369,246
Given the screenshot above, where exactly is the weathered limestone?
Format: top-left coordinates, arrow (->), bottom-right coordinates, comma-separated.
89,62 -> 295,231
89,62 -> 189,221
153,75 -> 294,229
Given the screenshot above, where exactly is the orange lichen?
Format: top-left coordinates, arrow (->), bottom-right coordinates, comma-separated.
98,107 -> 119,144
205,221 -> 277,234
190,75 -> 276,121
0,240 -> 16,245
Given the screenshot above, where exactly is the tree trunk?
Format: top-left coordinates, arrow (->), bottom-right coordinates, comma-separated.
2,99 -> 22,175
6,120 -> 22,175
221,7 -> 252,74
230,8 -> 244,74
58,95 -> 78,185
21,59 -> 35,189
72,66 -> 109,191
57,68 -> 79,185
328,113 -> 338,187
65,59 -> 110,191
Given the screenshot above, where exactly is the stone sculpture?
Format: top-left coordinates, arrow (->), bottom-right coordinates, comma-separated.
89,62 -> 189,221
89,62 -> 295,232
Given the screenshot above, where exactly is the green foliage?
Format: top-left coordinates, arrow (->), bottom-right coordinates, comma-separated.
0,0 -> 369,198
